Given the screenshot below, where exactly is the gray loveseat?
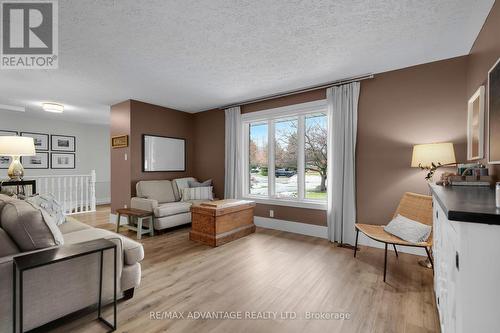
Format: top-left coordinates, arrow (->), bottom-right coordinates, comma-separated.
0,194 -> 144,332
131,177 -> 213,230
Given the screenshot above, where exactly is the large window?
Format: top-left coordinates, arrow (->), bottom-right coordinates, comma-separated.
243,101 -> 328,208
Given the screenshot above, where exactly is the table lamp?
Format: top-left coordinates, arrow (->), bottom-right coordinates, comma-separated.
411,142 -> 456,269
411,142 -> 456,181
0,136 -> 36,180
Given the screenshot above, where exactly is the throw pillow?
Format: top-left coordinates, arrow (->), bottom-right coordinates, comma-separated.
384,214 -> 432,244
188,179 -> 212,188
1,199 -> 64,251
26,194 -> 66,226
181,186 -> 213,201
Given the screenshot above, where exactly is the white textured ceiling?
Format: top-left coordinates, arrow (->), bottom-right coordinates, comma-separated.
0,0 -> 495,124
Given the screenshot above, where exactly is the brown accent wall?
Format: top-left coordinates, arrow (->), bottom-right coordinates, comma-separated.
192,109 -> 226,199
357,57 -> 468,225
466,0 -> 500,175
110,100 -> 195,212
110,100 -> 131,212
129,100 -> 195,195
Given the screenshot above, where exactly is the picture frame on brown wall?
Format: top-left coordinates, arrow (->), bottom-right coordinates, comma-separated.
111,135 -> 129,148
488,57 -> 500,164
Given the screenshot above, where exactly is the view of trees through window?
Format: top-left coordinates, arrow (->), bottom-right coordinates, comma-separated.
248,112 -> 327,201
249,122 -> 268,196
275,118 -> 298,198
305,114 -> 327,200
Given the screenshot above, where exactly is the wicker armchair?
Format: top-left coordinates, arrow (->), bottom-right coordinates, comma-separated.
354,192 -> 433,282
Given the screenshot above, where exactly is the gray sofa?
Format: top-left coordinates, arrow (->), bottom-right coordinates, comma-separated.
0,194 -> 144,332
131,177 -> 212,230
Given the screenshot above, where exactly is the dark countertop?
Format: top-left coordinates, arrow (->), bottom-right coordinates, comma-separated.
430,184 -> 500,224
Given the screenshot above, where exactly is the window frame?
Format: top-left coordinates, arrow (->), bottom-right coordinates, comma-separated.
241,99 -> 328,210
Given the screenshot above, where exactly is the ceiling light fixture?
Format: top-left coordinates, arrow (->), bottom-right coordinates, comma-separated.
42,103 -> 64,113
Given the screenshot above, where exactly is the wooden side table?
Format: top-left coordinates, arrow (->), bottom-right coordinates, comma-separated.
115,208 -> 154,240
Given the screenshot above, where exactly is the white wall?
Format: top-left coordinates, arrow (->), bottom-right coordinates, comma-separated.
0,112 -> 110,204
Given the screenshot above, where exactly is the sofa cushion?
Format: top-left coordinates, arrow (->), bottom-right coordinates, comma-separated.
0,193 -> 16,224
172,177 -> 196,201
136,180 -> 175,203
0,227 -> 19,256
58,216 -> 92,234
154,201 -> 192,217
1,200 -> 64,251
63,228 -> 144,265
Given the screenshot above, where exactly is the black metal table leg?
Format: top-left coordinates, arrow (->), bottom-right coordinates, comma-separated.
393,244 -> 398,257
13,263 -> 16,333
383,243 -> 388,282
113,246 -> 117,329
98,250 -> 103,319
354,229 -> 359,257
19,270 -> 23,333
97,247 -> 117,331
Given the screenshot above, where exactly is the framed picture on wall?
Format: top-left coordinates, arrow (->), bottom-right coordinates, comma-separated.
51,135 -> 76,152
51,153 -> 75,169
488,57 -> 500,164
467,86 -> 485,160
22,152 -> 49,169
0,130 -> 18,136
0,156 -> 12,169
21,132 -> 49,151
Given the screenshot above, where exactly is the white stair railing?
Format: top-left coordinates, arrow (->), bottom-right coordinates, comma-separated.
27,170 -> 97,215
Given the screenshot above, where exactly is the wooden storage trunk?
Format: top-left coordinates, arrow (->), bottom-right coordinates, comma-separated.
189,200 -> 256,247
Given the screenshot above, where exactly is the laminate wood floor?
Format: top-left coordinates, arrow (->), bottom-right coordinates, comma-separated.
51,206 -> 440,333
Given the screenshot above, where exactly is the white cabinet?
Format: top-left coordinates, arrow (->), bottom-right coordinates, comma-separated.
432,197 -> 500,333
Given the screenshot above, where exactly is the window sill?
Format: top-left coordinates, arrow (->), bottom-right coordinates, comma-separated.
242,196 -> 327,210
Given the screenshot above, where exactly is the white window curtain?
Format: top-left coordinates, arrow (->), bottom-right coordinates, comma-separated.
224,106 -> 242,199
327,82 -> 360,245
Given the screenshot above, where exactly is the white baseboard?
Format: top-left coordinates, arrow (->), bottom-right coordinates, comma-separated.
254,216 -> 425,257
96,197 -> 111,205
109,213 -> 129,225
254,216 -> 328,239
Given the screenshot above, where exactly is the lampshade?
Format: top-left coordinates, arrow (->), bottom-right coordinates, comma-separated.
411,142 -> 456,168
0,136 -> 36,156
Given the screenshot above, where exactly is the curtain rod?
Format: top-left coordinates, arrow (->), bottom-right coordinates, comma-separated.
219,73 -> 374,109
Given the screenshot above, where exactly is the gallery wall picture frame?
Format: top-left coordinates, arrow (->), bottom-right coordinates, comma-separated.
0,156 -> 12,169
21,132 -> 49,151
51,135 -> 76,152
22,152 -> 49,169
51,153 -> 76,169
467,86 -> 485,160
0,130 -> 18,136
488,57 -> 500,164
